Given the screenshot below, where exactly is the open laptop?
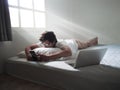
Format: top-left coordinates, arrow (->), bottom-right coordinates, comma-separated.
73,48 -> 107,68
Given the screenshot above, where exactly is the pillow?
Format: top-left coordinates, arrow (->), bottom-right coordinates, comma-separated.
17,48 -> 62,58
33,48 -> 78,60
17,51 -> 26,58
33,47 -> 62,55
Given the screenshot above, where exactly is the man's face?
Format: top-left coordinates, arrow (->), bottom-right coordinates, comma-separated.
42,40 -> 55,47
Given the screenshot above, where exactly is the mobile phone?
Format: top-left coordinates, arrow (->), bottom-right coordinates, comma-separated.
29,51 -> 38,61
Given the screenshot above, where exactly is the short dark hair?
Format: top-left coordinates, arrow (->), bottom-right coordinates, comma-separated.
40,31 -> 57,43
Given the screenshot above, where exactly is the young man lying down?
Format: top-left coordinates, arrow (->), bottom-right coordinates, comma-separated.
25,31 -> 98,61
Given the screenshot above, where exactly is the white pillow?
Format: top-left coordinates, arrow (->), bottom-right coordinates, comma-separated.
17,51 -> 26,58
33,47 -> 62,55
17,48 -> 62,58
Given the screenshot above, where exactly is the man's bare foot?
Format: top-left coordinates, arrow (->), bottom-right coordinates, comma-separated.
88,37 -> 98,47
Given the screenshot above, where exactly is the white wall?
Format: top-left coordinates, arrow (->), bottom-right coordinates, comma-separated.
46,0 -> 120,43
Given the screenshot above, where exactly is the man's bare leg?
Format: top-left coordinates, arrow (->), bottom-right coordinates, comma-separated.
87,37 -> 98,47
76,37 -> 98,49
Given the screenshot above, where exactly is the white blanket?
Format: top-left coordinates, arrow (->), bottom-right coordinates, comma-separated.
44,61 -> 78,71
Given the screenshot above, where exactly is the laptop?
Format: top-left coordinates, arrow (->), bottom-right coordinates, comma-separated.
73,48 -> 107,68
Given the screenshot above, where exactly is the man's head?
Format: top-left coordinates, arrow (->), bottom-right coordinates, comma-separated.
39,31 -> 57,47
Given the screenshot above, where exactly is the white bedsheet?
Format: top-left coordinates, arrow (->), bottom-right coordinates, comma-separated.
44,61 -> 78,71
101,45 -> 120,68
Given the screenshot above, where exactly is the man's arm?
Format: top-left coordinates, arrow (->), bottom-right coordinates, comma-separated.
38,46 -> 72,61
25,44 -> 39,60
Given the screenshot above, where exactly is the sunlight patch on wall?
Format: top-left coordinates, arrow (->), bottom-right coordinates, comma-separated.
47,12 -> 98,39
46,12 -> 113,43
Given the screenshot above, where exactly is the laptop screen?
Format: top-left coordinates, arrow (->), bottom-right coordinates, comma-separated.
74,48 -> 107,68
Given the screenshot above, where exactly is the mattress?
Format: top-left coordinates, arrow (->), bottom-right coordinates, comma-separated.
5,56 -> 120,90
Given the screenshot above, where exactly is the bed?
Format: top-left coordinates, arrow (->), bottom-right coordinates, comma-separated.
4,45 -> 120,90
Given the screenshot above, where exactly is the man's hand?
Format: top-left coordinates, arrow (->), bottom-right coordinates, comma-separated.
25,44 -> 39,61
37,54 -> 50,61
26,53 -> 32,61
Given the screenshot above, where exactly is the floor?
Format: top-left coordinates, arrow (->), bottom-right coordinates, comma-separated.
0,73 -> 61,90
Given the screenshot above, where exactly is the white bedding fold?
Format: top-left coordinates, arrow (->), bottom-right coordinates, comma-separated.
44,61 -> 79,71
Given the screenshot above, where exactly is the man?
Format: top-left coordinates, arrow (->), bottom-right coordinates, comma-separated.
25,31 -> 98,61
